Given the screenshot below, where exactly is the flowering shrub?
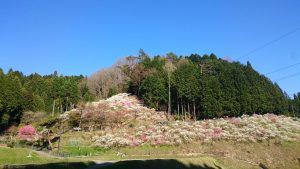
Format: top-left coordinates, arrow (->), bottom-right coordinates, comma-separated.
18,125 -> 38,142
53,93 -> 165,133
92,114 -> 300,148
226,117 -> 241,126
267,113 -> 278,123
88,93 -> 167,123
63,94 -> 300,148
93,134 -> 130,149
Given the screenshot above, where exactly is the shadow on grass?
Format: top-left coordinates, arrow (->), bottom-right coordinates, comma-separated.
2,161 -> 96,169
100,159 -> 223,169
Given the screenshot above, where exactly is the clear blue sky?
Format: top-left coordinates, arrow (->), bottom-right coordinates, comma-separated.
0,0 -> 300,96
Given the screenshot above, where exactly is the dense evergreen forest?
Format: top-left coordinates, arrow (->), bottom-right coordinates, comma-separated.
1,51 -> 300,130
0,69 -> 93,130
87,50 -> 300,119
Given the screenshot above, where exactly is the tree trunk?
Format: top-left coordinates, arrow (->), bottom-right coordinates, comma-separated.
200,66 -> 203,74
47,130 -> 53,150
168,75 -> 171,116
188,103 -> 190,119
177,102 -> 180,117
52,99 -> 56,116
57,135 -> 61,155
181,98 -> 184,120
137,78 -> 141,96
183,104 -> 186,120
193,101 -> 196,121
79,110 -> 83,129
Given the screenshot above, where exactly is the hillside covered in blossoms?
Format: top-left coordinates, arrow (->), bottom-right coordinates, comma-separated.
1,52 -> 300,133
57,93 -> 300,149
1,52 -> 300,169
28,92 -> 299,168
1,1 -> 300,168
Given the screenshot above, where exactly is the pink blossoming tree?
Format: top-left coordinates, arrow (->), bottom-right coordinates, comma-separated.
18,125 -> 38,157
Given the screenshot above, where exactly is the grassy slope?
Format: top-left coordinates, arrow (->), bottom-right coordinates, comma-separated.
48,126 -> 300,169
80,141 -> 300,169
0,147 -> 95,169
54,129 -> 300,168
44,94 -> 300,168
1,141 -> 300,169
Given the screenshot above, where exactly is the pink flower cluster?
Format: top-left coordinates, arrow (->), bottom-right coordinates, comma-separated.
267,113 -> 278,123
227,117 -> 241,125
18,125 -> 37,142
209,128 -> 223,139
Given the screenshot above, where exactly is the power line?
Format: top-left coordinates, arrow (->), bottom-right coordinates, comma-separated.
275,72 -> 300,82
265,62 -> 300,75
237,27 -> 300,60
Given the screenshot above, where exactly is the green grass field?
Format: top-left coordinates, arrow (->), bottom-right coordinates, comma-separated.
0,147 -> 95,169
1,140 -> 300,169
83,141 -> 300,169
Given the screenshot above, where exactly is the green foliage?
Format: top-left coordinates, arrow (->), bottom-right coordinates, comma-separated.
1,51 -> 299,130
67,111 -> 81,128
0,69 -> 93,131
125,52 -> 296,119
291,93 -> 300,117
32,94 -> 45,112
141,75 -> 168,109
37,115 -> 59,128
80,81 -> 94,102
0,147 -> 95,168
0,72 -> 24,130
20,111 -> 47,125
174,62 -> 200,102
61,146 -> 107,157
108,87 -> 118,98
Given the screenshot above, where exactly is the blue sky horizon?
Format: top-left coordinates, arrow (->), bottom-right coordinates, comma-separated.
0,0 -> 300,96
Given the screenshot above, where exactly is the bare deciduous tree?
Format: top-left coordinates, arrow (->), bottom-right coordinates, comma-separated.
87,58 -> 128,99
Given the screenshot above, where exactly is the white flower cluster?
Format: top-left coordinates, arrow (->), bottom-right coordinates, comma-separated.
92,114 -> 300,148
59,111 -> 72,121
89,93 -> 167,123
93,134 -> 130,149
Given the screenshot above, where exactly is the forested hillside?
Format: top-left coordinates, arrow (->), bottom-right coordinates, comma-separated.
0,69 -> 93,130
1,51 -> 300,131
87,50 -> 300,119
